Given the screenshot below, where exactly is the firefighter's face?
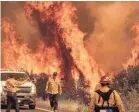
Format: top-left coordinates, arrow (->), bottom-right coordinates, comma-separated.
53,75 -> 57,79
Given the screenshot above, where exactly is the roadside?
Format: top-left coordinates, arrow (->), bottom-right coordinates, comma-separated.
36,98 -> 88,112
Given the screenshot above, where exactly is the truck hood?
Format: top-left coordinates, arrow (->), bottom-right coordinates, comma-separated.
1,81 -> 34,87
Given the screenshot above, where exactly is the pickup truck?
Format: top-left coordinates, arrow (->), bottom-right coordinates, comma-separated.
0,69 -> 36,109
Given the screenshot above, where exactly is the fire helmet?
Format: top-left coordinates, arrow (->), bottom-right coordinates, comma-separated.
53,72 -> 57,76
100,75 -> 112,84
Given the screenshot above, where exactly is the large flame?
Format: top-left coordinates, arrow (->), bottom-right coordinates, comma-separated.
124,22 -> 139,68
2,2 -> 104,91
2,1 -> 139,93
24,1 -> 104,90
2,18 -> 63,76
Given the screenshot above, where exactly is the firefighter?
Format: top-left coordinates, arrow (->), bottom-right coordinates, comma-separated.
89,75 -> 125,112
45,72 -> 62,112
6,75 -> 28,112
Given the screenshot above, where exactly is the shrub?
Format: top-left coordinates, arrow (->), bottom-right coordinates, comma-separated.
113,65 -> 139,112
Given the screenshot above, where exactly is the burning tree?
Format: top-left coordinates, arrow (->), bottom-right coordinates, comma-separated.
124,22 -> 139,68
2,2 -> 104,96
2,2 -> 139,103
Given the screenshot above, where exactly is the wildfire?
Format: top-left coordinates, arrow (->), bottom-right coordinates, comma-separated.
2,1 -> 139,93
124,22 -> 139,68
24,2 -> 104,90
2,2 -> 104,91
2,18 -> 63,76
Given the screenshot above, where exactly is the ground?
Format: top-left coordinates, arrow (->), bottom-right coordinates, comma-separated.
1,98 -> 88,112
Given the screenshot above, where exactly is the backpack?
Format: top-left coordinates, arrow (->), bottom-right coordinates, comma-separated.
95,88 -> 119,112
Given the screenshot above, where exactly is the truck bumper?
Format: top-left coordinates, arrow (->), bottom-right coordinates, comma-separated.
1,93 -> 36,106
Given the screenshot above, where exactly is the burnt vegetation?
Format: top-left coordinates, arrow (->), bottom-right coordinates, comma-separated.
113,65 -> 139,111
113,65 -> 139,94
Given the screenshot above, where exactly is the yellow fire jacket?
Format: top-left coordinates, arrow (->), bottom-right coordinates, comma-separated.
6,78 -> 27,93
89,86 -> 125,112
45,77 -> 62,95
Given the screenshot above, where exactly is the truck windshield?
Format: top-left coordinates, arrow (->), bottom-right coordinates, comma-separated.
1,73 -> 29,81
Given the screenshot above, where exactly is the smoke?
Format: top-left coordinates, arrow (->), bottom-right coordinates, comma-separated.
1,1 -> 41,50
2,1 -> 139,75
74,2 -> 139,73
1,2 -> 65,75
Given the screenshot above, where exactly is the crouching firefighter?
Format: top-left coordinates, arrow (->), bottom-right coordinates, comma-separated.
45,72 -> 62,112
89,75 -> 125,112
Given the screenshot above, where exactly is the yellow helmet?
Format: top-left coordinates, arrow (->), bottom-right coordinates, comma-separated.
100,75 -> 112,84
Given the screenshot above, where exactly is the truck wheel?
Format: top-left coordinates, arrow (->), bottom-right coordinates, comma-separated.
29,105 -> 36,109
1,105 -> 7,109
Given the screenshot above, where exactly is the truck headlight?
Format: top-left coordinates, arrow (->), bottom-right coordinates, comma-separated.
30,85 -> 36,95
0,86 -> 2,94
0,86 -> 5,96
30,85 -> 36,101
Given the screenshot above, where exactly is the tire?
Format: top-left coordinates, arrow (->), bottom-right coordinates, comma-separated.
1,105 -> 7,109
29,105 -> 36,109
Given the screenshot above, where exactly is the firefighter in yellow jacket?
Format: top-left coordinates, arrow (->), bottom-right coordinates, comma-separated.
45,72 -> 62,112
6,75 -> 28,112
89,75 -> 125,112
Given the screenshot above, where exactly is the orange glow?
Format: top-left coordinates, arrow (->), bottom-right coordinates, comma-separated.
2,18 -> 63,76
24,2 -> 105,91
2,2 -> 104,91
124,22 -> 139,68
2,2 -> 139,92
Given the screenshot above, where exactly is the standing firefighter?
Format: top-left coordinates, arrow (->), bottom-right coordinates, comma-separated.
89,75 -> 125,112
5,75 -> 28,112
45,72 -> 62,112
